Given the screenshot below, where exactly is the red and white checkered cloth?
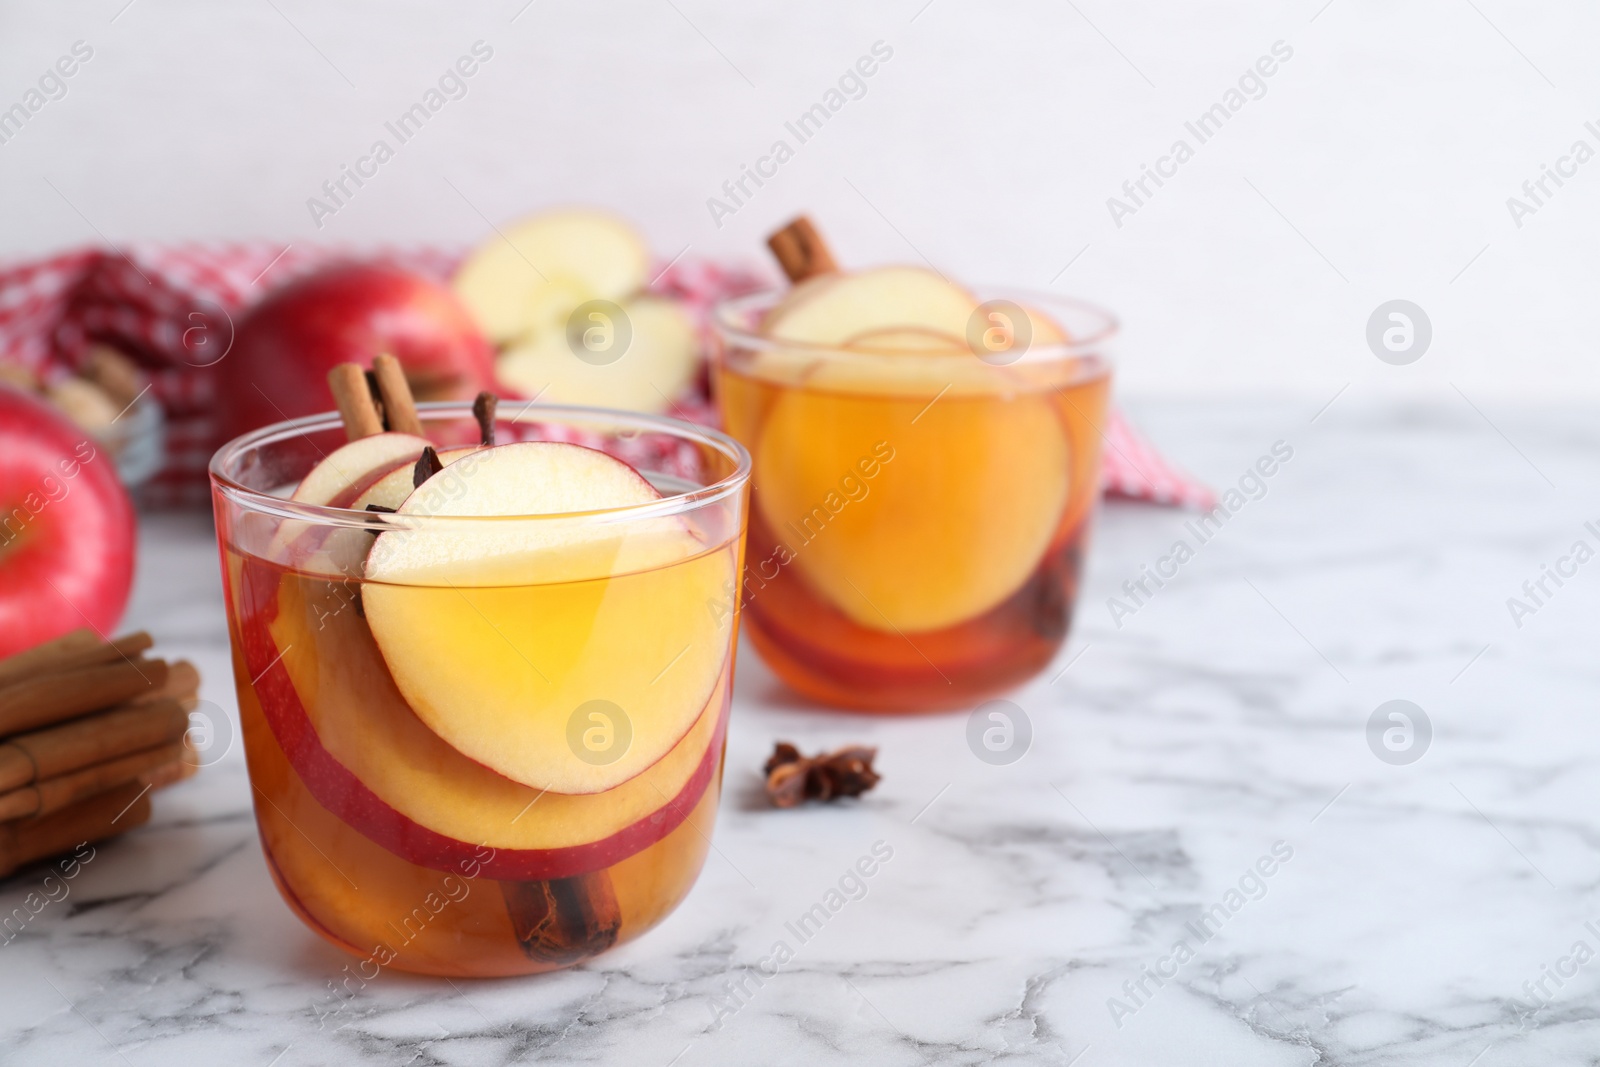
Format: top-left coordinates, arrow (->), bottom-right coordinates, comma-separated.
0,244 -> 1213,510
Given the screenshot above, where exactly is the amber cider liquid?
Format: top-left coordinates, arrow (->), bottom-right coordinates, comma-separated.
221,548 -> 731,978
716,354 -> 1109,712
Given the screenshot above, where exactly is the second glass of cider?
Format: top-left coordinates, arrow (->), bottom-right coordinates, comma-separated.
713,287 -> 1113,712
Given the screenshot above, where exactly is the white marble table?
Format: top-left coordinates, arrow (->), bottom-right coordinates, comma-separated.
2,398 -> 1595,1066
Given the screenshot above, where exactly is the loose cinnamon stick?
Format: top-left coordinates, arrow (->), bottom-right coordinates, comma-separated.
0,658 -> 169,737
767,215 -> 838,282
371,354 -> 424,436
0,781 -> 151,879
0,739 -> 185,822
328,364 -> 384,440
0,631 -> 151,690
0,697 -> 190,794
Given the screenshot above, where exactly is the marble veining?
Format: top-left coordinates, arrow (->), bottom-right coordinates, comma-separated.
1,398 -> 1597,1064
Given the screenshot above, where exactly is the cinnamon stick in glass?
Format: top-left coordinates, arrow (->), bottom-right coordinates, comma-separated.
328,363 -> 385,440
767,215 -> 838,283
371,354 -> 424,436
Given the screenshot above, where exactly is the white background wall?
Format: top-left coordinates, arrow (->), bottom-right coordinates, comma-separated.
1,0 -> 1596,400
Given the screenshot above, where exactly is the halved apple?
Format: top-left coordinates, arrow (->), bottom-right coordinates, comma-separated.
497,296 -> 698,414
362,442 -> 734,795
763,266 -> 979,345
452,210 -> 649,345
235,559 -> 729,879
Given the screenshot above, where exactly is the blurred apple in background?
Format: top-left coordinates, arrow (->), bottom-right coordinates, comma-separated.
453,209 -> 701,414
0,386 -> 136,659
214,263 -> 495,442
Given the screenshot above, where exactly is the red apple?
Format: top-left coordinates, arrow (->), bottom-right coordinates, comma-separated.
0,387 -> 136,659
215,263 -> 495,443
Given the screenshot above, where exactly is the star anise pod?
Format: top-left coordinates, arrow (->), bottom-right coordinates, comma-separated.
763,742 -> 880,808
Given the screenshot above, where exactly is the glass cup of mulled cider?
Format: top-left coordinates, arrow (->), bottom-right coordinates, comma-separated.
713,285 -> 1114,712
212,401 -> 750,976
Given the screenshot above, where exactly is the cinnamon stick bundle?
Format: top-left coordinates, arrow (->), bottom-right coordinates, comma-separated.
0,696 -> 190,794
0,781 -> 151,879
0,656 -> 168,736
0,629 -> 152,690
0,631 -> 202,872
0,739 -> 185,822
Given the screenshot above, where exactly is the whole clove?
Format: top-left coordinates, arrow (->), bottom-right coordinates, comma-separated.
412,446 -> 444,488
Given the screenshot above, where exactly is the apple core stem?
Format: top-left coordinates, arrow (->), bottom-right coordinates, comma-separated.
472,391 -> 497,446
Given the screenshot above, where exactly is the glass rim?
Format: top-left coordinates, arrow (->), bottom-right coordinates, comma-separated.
208,400 -> 752,530
710,285 -> 1119,364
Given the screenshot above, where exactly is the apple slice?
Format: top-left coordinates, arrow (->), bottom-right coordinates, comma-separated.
234,559 -> 729,879
755,386 -> 1069,633
845,327 -> 967,354
341,444 -> 480,512
265,432 -> 433,573
362,442 -> 734,794
763,266 -> 979,346
1023,304 -> 1070,346
313,445 -> 484,578
497,296 -> 698,415
291,432 -> 431,506
452,210 -> 649,345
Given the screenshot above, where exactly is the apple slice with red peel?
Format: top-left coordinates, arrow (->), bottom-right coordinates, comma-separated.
496,296 -> 698,415
291,433 -> 431,506
452,210 -> 649,345
340,445 -> 481,512
266,432 -> 432,573
362,441 -> 734,795
314,445 -> 484,577
235,558 -> 729,878
764,266 -> 979,345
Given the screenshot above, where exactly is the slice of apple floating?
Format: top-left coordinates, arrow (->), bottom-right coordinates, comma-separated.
763,265 -> 979,345
452,210 -> 649,346
290,432 -> 431,507
362,441 -> 734,795
497,296 -> 698,414
236,557 -> 728,875
755,387 -> 1069,633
